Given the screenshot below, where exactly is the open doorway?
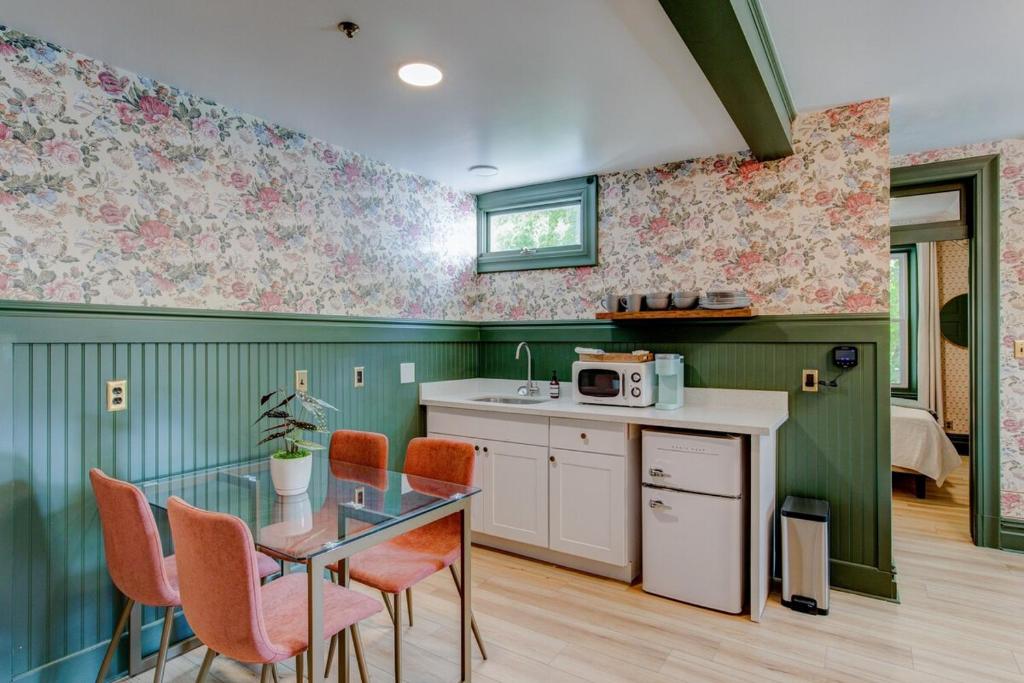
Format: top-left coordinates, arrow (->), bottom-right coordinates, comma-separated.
890,157 -> 1000,548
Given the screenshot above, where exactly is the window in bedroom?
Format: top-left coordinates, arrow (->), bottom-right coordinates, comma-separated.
890,245 -> 918,396
476,175 -> 597,273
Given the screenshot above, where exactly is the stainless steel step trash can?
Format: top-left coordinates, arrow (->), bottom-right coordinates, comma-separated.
781,496 -> 830,615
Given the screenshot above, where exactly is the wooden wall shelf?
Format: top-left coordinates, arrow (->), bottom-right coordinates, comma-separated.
595,307 -> 755,321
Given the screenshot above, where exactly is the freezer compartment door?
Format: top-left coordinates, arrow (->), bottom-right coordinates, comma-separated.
642,431 -> 746,497
642,486 -> 747,614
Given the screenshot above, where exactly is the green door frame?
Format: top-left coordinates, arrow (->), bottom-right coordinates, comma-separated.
890,155 -> 1001,548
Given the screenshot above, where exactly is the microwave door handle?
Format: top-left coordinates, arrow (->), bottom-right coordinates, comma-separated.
620,372 -> 625,396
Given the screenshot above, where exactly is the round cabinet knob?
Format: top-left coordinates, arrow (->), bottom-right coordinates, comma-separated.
631,387 -> 641,397
549,455 -> 556,463
631,372 -> 641,382
580,433 -> 587,440
482,446 -> 488,453
474,445 -> 479,451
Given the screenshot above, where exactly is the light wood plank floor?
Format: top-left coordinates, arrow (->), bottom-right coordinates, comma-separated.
132,456 -> 1024,682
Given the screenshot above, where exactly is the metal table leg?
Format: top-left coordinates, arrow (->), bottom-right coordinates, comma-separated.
460,505 -> 472,683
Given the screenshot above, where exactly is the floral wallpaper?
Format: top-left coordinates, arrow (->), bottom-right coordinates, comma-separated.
470,98 -> 892,320
894,140 -> 1024,521
0,26 -> 477,319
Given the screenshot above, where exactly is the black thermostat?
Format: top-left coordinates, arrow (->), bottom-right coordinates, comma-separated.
832,346 -> 858,369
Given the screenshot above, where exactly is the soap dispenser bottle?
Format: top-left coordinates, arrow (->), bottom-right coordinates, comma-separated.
549,370 -> 560,399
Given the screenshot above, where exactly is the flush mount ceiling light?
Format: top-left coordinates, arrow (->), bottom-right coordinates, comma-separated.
398,63 -> 443,87
469,165 -> 499,177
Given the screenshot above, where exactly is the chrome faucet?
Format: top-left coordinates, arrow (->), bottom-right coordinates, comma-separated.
515,341 -> 539,396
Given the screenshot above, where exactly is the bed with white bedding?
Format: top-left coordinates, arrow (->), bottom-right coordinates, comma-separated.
891,405 -> 962,487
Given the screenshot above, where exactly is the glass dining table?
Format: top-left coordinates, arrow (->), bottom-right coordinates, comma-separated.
136,452 -> 480,682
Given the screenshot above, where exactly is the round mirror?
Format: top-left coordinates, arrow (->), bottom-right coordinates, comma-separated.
940,293 -> 969,347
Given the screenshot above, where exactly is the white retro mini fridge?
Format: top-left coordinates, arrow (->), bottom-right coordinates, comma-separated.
641,430 -> 748,613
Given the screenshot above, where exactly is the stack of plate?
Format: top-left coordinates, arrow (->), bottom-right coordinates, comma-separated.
699,290 -> 751,310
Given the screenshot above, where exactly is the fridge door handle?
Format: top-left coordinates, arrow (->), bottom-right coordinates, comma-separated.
648,498 -> 669,510
648,467 -> 668,478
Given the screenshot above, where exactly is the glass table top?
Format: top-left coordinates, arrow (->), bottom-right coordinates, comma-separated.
137,453 -> 478,562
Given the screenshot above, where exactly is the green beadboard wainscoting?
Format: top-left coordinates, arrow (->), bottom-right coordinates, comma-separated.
0,302 -> 479,683
479,314 -> 896,602
0,302 -> 895,682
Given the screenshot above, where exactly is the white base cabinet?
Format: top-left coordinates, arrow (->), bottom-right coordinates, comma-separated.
428,408 -> 639,580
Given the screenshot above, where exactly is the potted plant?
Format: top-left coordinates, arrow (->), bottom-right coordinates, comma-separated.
256,388 -> 337,495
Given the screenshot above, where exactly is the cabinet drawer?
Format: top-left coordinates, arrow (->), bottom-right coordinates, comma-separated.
427,407 -> 549,446
550,417 -> 626,456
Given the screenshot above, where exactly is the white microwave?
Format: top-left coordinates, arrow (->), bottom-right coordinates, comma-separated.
572,360 -> 655,407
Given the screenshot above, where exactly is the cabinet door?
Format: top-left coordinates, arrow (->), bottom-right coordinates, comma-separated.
548,448 -> 625,564
428,432 -> 485,533
483,440 -> 549,546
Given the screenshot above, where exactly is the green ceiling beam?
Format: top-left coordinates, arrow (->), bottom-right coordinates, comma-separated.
659,0 -> 796,160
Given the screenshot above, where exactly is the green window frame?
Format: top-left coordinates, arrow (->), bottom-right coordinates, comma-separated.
890,244 -> 918,399
476,175 -> 598,273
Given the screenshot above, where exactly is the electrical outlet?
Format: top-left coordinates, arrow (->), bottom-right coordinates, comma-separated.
400,362 -> 415,384
1015,340 -> 1024,359
802,369 -> 819,393
295,369 -> 308,393
354,366 -> 365,388
106,379 -> 127,412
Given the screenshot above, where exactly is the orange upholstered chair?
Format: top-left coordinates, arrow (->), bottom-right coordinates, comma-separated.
89,468 -> 280,683
329,429 -> 389,469
347,437 -> 487,679
167,496 -> 381,683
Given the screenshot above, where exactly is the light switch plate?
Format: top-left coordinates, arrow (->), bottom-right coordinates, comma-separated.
400,362 -> 415,384
1015,340 -> 1024,359
802,369 -> 819,393
295,369 -> 309,393
106,379 -> 127,412
354,366 -> 365,388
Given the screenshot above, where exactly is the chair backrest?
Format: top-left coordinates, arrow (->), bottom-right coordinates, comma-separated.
167,496 -> 284,663
89,468 -> 179,607
329,429 -> 389,469
404,437 -> 475,486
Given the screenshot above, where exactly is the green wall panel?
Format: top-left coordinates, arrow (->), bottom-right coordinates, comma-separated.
0,303 -> 893,680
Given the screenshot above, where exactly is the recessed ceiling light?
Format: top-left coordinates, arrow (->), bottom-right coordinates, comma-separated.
469,165 -> 499,177
398,63 -> 443,87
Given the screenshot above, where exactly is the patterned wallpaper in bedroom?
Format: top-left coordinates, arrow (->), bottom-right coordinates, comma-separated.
937,239 -> 970,435
0,26 -> 477,319
471,98 -> 892,320
895,141 -> 1024,520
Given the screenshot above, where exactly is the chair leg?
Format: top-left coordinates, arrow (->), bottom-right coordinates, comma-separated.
270,663 -> 279,683
406,588 -> 413,627
295,653 -> 304,682
325,634 -> 337,678
96,596 -> 135,683
152,606 -> 175,683
259,664 -> 271,683
351,624 -> 370,683
380,590 -> 394,623
449,565 -> 487,660
392,592 -> 402,682
195,649 -> 217,683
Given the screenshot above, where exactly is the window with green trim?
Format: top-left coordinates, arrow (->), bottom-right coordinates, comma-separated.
890,245 -> 918,397
476,175 -> 597,273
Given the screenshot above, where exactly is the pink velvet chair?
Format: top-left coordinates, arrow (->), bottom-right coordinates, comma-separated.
89,468 -> 280,683
167,496 -> 382,683
347,437 -> 487,680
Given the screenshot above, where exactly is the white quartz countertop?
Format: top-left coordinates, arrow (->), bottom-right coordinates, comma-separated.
420,379 -> 788,436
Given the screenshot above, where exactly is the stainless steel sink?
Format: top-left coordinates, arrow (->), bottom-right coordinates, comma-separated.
468,395 -> 548,405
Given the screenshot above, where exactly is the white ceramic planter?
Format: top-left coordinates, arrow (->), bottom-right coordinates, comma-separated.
270,452 -> 312,495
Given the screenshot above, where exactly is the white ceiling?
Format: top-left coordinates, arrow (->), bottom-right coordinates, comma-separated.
0,0 -> 744,193
761,0 -> 1024,156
